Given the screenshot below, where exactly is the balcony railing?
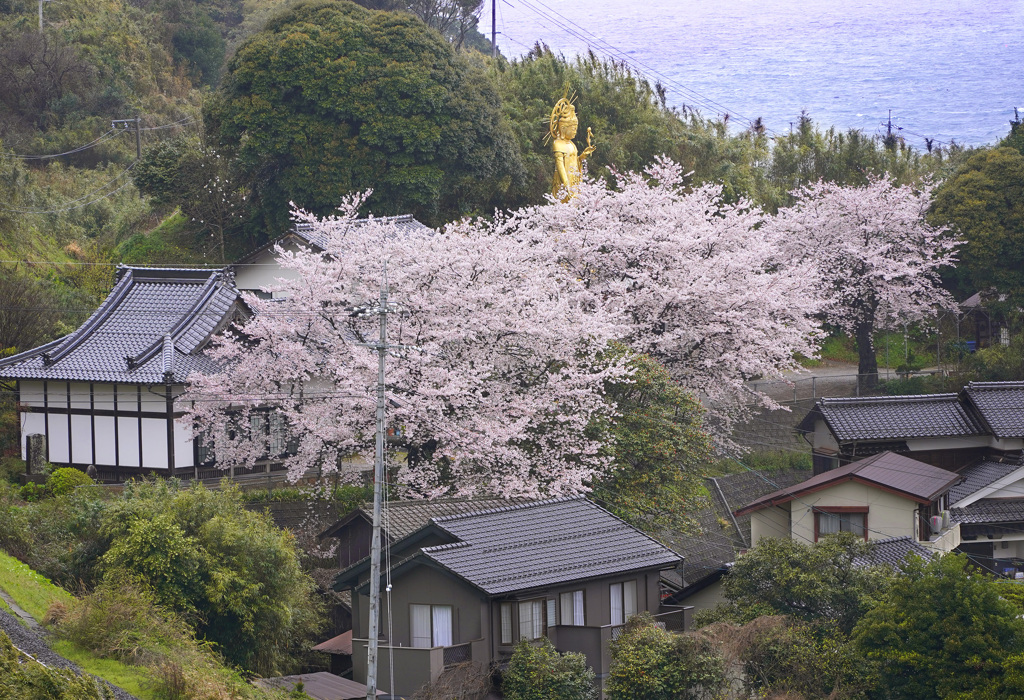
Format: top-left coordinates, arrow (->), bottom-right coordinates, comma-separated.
442,641 -> 472,667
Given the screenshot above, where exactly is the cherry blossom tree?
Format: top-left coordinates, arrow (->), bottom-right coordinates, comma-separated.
185,194 -> 627,498
769,177 -> 960,389
186,159 -> 826,496
482,157 -> 823,432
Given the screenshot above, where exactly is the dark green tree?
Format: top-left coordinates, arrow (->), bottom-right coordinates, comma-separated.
929,147 -> 1024,304
852,554 -> 1024,700
98,480 -> 323,675
702,534 -> 893,634
205,0 -> 522,232
591,347 -> 711,533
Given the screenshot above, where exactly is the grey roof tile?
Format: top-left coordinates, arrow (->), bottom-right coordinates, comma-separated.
853,536 -> 934,568
949,460 -> 1024,504
951,499 -> 1024,524
423,498 -> 681,595
375,497 -> 532,542
810,394 -> 984,442
0,267 -> 240,384
291,215 -> 432,251
963,382 -> 1024,439
712,469 -> 813,547
736,452 -> 960,515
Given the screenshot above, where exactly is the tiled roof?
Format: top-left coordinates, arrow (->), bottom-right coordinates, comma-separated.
0,267 -> 240,384
712,469 -> 813,547
805,394 -> 984,442
949,460 -> 1024,505
736,452 -> 960,515
376,497 -> 532,542
291,215 -> 432,251
255,672 -> 379,699
951,499 -> 1024,524
659,505 -> 737,589
963,382 -> 1024,439
312,630 -> 352,655
853,536 -> 933,568
422,498 -> 681,595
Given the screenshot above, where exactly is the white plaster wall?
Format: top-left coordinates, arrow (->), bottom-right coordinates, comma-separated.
233,245 -> 302,298
94,416 -> 116,465
789,481 -> 918,543
813,419 -> 840,452
46,381 -> 67,409
20,381 -> 44,407
117,385 -> 139,411
48,416 -> 69,463
93,383 -> 115,411
69,383 -> 90,410
174,419 -> 193,469
117,417 -> 139,467
905,436 -> 990,451
70,414 -> 92,464
984,478 -> 1024,500
751,505 -> 791,545
141,418 -> 168,469
678,580 -> 726,612
20,412 -> 45,459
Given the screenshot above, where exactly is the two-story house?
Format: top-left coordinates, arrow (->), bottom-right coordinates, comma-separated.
327,497 -> 688,697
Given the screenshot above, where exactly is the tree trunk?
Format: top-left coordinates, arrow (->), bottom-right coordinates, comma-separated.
856,320 -> 878,392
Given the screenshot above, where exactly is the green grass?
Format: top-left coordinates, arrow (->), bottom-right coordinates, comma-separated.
51,640 -> 158,700
0,549 -> 73,621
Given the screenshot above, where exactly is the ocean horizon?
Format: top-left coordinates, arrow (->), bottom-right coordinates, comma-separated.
492,0 -> 1024,149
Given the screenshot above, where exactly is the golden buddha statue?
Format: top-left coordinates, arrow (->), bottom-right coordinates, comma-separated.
550,92 -> 595,201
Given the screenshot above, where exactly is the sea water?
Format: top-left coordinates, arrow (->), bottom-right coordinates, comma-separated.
493,0 -> 1024,148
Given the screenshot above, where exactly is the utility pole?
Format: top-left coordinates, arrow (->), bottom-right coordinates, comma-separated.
111,118 -> 142,159
355,272 -> 406,700
491,0 -> 497,58
38,0 -> 42,30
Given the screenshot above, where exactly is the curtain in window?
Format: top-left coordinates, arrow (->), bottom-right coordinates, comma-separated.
500,603 -> 512,645
411,604 -> 432,648
610,583 -> 623,625
624,580 -> 637,620
572,590 -> 585,625
432,605 -> 453,647
546,599 -> 556,629
519,600 -> 543,640
819,512 -> 841,535
848,513 -> 866,538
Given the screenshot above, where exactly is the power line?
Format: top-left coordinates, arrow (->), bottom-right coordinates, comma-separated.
1,129 -> 119,160
0,161 -> 139,214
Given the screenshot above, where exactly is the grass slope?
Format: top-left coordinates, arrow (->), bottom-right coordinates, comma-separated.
0,549 -> 157,699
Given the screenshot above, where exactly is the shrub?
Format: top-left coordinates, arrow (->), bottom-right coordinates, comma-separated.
98,479 -> 324,675
47,467 -> 94,497
607,613 -> 725,700
18,481 -> 45,502
502,638 -> 596,700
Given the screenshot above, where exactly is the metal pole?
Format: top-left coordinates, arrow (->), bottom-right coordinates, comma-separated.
366,283 -> 387,700
491,0 -> 497,58
134,116 -> 141,160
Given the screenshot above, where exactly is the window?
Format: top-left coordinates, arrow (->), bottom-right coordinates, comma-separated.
560,590 -> 585,626
610,581 -> 637,626
410,604 -> 453,648
500,603 -> 513,645
519,599 -> 545,641
814,507 -> 867,541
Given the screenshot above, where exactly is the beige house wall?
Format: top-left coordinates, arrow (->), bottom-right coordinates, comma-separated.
751,504 -> 791,545
788,481 -> 918,543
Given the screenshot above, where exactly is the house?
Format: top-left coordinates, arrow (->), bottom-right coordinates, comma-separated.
661,467 -> 812,611
0,215 -> 432,481
0,267 -> 246,481
326,497 -> 688,697
797,381 -> 1024,474
232,216 -> 432,298
735,451 -> 960,546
